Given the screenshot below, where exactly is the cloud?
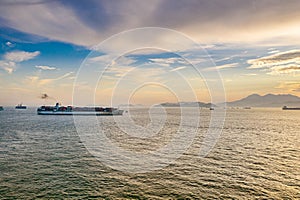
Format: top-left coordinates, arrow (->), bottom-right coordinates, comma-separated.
4,50 -> 40,62
203,63 -> 238,71
268,50 -> 280,54
0,50 -> 40,73
113,56 -> 137,66
35,65 -> 57,70
149,57 -> 186,65
242,73 -> 257,76
215,56 -> 235,62
248,50 -> 300,69
275,82 -> 300,92
88,54 -> 114,63
1,0 -> 300,46
26,72 -> 74,86
57,72 -> 74,80
147,57 -> 190,68
87,54 -> 137,71
5,41 -> 14,47
103,66 -> 135,78
268,65 -> 300,75
247,49 -> 300,75
170,66 -> 186,72
0,60 -> 16,74
0,1 -> 100,47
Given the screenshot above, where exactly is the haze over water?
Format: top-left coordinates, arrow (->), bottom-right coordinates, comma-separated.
0,107 -> 299,199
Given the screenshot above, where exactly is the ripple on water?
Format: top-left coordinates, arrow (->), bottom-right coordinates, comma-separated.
0,107 -> 299,199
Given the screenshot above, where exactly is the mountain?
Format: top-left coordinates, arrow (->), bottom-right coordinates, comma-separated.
224,94 -> 300,107
159,102 -> 216,108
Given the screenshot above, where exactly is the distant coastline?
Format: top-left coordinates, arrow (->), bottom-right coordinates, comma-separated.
158,102 -> 215,108
155,93 -> 300,108
223,93 -> 300,108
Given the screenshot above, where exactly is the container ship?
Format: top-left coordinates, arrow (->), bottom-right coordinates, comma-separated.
15,103 -> 27,109
37,103 -> 124,115
282,106 -> 300,110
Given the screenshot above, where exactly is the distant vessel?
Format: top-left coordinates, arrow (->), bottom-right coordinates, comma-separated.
210,107 -> 214,110
282,106 -> 300,110
0,106 -> 3,111
243,107 -> 251,109
15,103 -> 27,109
37,103 -> 124,115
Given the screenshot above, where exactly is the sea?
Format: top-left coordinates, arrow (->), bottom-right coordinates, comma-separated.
0,107 -> 299,199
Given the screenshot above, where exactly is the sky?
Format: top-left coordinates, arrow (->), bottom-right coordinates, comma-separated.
0,0 -> 300,106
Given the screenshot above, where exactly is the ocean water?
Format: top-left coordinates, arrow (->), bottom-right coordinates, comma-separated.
0,107 -> 299,199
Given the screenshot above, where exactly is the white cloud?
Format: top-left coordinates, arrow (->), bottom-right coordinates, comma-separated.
203,63 -> 238,71
268,65 -> 300,75
26,72 -> 74,86
170,66 -> 186,72
113,56 -> 136,66
35,65 -> 57,70
215,56 -> 235,62
247,49 -> 300,75
147,57 -> 190,68
149,57 -> 186,65
248,50 -> 300,69
4,51 -> 40,62
4,68 -> 14,74
0,60 -> 16,74
0,50 -> 40,73
5,41 -> 14,47
268,50 -> 280,54
216,63 -> 239,70
155,62 -> 171,67
57,72 -> 74,80
88,55 -> 114,63
129,49 -> 170,56
87,55 -> 137,69
103,66 -> 135,78
242,73 -> 257,76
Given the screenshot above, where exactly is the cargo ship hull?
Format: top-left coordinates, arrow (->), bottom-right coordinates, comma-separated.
37,110 -> 123,116
15,106 -> 27,109
282,107 -> 300,110
15,104 -> 27,109
37,103 -> 124,116
282,106 -> 300,110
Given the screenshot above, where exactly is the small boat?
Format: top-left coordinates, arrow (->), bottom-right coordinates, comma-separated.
15,103 -> 27,109
0,106 -> 3,111
210,107 -> 214,110
37,103 -> 124,116
243,107 -> 251,109
282,106 -> 300,110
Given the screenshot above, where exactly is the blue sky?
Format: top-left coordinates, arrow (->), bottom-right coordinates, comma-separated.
0,0 -> 300,106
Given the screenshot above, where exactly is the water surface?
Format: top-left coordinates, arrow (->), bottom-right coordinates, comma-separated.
0,107 -> 299,199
